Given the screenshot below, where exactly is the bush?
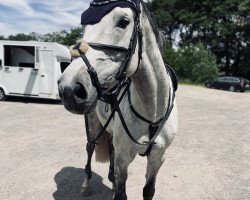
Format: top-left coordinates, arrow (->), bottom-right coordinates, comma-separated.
163,42 -> 219,83
237,45 -> 250,80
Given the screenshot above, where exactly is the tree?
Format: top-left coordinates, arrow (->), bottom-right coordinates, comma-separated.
0,35 -> 5,40
163,42 -> 219,83
147,0 -> 180,46
62,27 -> 83,46
8,32 -> 40,41
147,0 -> 250,79
3,27 -> 82,46
43,27 -> 83,46
237,45 -> 250,80
43,32 -> 64,44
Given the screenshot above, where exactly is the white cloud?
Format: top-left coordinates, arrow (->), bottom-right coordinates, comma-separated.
0,0 -> 91,36
0,0 -> 34,14
32,0 -> 90,13
0,21 -> 14,35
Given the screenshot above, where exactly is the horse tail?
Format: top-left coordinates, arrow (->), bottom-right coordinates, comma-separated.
95,132 -> 111,163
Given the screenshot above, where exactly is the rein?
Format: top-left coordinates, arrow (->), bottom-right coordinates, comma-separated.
74,0 -> 177,156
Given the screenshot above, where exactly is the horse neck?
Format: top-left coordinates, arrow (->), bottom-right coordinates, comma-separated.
130,14 -> 171,122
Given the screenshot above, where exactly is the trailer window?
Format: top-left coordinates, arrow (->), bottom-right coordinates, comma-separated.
4,45 -> 35,68
60,62 -> 70,73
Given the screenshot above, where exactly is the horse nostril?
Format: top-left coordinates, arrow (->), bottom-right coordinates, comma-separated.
58,85 -> 73,101
75,83 -> 87,100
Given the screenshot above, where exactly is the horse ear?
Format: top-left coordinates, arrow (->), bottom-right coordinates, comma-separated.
69,39 -> 89,58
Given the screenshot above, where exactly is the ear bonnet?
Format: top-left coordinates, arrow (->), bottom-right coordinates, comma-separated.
81,0 -> 138,25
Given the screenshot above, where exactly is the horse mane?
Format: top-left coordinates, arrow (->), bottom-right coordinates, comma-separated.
141,1 -> 165,54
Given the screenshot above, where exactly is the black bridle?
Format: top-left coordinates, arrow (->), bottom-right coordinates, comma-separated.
75,0 -> 177,157
75,0 -> 142,99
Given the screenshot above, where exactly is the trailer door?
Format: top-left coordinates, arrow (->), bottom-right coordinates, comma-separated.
3,45 -> 39,96
38,49 -> 54,95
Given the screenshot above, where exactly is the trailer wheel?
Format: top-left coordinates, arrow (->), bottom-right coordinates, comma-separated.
0,88 -> 7,101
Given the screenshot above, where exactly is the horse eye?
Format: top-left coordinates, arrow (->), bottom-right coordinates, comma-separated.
117,18 -> 130,29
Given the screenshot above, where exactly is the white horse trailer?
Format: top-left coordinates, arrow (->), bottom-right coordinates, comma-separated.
0,40 -> 71,100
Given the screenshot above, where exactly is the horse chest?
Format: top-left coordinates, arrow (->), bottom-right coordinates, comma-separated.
96,102 -> 114,133
96,100 -> 149,137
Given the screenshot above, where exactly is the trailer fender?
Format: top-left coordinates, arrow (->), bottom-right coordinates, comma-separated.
0,84 -> 9,95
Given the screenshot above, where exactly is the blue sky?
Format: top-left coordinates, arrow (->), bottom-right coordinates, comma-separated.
0,0 -> 91,36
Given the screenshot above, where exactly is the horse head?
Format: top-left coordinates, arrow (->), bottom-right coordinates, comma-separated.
58,2 -> 140,114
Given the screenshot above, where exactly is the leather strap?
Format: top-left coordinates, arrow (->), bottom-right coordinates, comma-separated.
79,52 -> 103,97
84,78 -> 131,144
89,43 -> 129,53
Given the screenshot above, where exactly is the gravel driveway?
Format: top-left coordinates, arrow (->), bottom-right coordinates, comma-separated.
0,85 -> 249,200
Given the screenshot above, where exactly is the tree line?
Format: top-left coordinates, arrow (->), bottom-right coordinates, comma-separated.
1,0 -> 249,82
0,27 -> 83,48
147,0 -> 250,82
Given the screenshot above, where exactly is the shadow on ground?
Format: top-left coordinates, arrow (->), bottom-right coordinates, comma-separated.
53,167 -> 113,200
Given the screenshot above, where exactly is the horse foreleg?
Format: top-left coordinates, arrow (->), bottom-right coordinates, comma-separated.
113,147 -> 136,200
81,112 -> 102,196
143,152 -> 166,200
108,140 -> 115,189
81,141 -> 95,196
113,155 -> 128,200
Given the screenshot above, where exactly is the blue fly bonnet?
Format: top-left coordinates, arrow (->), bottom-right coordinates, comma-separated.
81,0 -> 139,25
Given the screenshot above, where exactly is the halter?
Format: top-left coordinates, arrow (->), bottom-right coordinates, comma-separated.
74,0 -> 177,157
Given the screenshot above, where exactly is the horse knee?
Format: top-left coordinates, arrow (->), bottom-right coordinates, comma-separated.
86,141 -> 95,154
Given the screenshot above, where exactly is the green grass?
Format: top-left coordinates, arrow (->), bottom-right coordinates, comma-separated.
179,79 -> 205,87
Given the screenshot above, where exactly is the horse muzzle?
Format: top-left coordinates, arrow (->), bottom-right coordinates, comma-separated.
58,74 -> 98,115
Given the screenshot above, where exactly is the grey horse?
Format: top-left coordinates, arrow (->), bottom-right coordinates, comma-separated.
58,0 -> 178,199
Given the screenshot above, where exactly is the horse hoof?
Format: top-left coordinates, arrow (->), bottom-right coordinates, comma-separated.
81,187 -> 91,196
